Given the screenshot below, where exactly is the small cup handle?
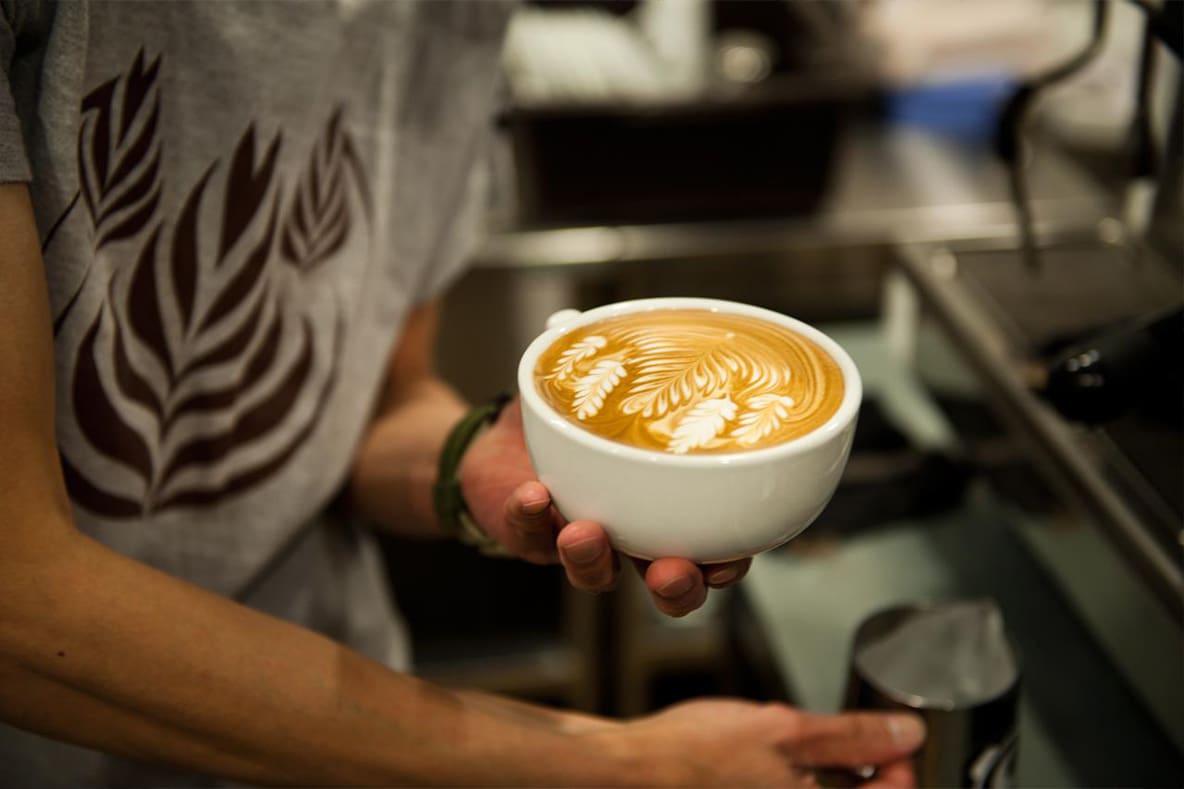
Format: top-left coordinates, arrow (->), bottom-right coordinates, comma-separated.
545,309 -> 583,331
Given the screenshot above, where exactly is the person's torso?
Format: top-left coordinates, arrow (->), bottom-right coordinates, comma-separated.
8,0 -> 509,597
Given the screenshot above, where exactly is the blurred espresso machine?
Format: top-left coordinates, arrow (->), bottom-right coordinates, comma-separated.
888,1 -> 1184,775
987,0 -> 1182,611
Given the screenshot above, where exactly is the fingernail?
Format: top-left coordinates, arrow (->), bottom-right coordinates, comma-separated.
520,496 -> 549,515
888,715 -> 926,747
707,566 -> 739,586
657,576 -> 694,599
563,538 -> 605,566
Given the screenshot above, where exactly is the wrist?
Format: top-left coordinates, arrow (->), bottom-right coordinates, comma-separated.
574,726 -> 659,787
433,392 -> 511,552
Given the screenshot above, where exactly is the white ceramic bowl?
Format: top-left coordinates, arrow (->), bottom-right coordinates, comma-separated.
517,297 -> 862,563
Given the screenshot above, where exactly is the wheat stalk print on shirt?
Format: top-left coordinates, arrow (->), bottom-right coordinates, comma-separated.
48,50 -> 369,517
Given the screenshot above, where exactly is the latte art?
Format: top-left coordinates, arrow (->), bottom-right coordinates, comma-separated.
534,309 -> 844,454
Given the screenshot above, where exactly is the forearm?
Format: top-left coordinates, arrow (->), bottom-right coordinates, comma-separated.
0,655 -> 278,782
349,375 -> 468,537
0,529 -> 622,786
454,689 -> 615,736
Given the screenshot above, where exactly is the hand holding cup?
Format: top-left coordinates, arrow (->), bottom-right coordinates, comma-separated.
517,298 -> 863,563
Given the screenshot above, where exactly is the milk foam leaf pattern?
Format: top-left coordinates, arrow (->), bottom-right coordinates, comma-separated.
618,337 -> 747,419
280,107 -> 363,271
78,50 -> 163,250
574,359 -> 626,420
534,310 -> 845,455
731,394 -> 795,446
669,396 -> 738,454
548,335 -> 607,382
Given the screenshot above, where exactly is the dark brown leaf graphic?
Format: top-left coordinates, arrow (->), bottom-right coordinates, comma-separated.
78,49 -> 162,251
180,280 -> 270,379
60,452 -> 143,519
64,60 -> 360,516
240,306 -> 284,382
342,136 -> 372,219
119,50 -> 161,144
108,100 -> 160,193
157,310 -> 342,512
158,318 -> 315,489
72,313 -> 154,485
112,314 -> 164,419
219,126 -> 282,264
171,163 -> 217,334
97,182 -> 161,249
79,79 -> 116,208
102,149 -> 161,226
183,126 -> 282,335
165,292 -> 280,433
280,107 -> 366,271
127,227 -> 175,381
156,377 -> 325,510
199,194 -> 278,332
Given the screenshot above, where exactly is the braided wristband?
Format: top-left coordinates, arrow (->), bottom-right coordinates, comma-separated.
432,392 -> 512,553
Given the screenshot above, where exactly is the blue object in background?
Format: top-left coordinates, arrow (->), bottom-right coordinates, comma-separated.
885,72 -> 1018,145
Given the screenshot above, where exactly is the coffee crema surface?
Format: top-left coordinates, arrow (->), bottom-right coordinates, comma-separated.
534,309 -> 844,454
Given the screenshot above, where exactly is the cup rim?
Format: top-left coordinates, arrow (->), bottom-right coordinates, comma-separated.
516,297 -> 863,467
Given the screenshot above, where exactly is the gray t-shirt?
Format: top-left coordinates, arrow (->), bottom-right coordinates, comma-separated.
0,1 -> 511,785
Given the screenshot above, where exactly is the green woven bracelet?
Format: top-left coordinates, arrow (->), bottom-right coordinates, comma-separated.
433,392 -> 512,547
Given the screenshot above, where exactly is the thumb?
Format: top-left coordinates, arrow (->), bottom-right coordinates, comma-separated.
789,712 -> 925,769
502,480 -> 559,563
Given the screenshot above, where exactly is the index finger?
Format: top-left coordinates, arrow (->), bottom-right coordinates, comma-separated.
789,712 -> 926,769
